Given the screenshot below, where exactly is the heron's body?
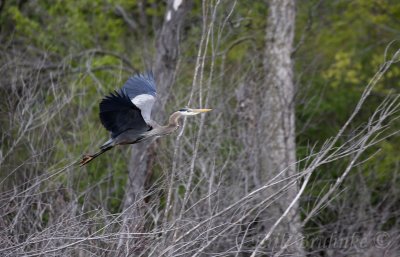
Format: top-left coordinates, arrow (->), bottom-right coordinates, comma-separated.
108,114 -> 179,146
79,72 -> 211,166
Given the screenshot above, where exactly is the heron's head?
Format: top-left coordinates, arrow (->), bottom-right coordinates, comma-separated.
178,108 -> 212,116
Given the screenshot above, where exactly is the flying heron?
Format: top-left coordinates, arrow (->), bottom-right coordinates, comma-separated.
79,72 -> 211,166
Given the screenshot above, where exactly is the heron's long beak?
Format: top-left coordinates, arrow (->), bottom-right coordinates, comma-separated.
192,108 -> 212,113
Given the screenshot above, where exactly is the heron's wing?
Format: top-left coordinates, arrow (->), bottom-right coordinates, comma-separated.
121,72 -> 157,123
99,90 -> 151,138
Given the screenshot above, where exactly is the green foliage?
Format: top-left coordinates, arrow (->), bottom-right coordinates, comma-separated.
1,0 -> 399,241
296,0 -> 400,232
5,0 -> 127,53
7,6 -> 40,37
1,0 -> 155,212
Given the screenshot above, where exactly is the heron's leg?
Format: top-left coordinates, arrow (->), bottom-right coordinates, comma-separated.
79,146 -> 113,167
79,154 -> 94,166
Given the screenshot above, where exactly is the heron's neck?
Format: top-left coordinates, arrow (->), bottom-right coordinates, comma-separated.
147,112 -> 180,137
168,111 -> 182,127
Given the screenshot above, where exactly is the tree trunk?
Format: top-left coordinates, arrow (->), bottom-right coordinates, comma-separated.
259,0 -> 304,255
122,0 -> 191,225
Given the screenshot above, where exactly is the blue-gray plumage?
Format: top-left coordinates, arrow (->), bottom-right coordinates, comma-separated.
79,72 -> 212,166
122,72 -> 156,98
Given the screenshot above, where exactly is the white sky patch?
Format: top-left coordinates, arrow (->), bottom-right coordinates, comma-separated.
173,0 -> 183,11
166,10 -> 172,21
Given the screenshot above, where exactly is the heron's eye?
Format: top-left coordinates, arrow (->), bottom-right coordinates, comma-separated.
179,108 -> 187,112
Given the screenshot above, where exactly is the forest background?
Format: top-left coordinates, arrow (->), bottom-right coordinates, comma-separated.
1,0 -> 400,256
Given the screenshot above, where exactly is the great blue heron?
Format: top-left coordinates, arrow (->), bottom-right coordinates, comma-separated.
79,72 -> 211,166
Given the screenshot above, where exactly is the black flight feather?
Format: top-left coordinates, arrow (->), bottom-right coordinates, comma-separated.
99,90 -> 150,138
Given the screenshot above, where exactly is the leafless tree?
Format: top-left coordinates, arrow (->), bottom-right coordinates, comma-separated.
119,0 -> 192,251
237,0 -> 304,256
1,1 -> 400,257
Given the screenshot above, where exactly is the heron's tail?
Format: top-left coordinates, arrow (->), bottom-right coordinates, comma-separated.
79,145 -> 113,167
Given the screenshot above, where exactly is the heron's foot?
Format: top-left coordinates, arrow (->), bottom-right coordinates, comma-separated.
79,154 -> 93,167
